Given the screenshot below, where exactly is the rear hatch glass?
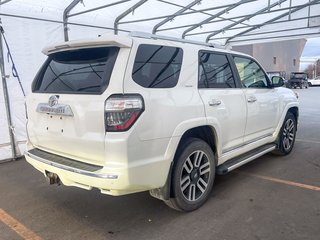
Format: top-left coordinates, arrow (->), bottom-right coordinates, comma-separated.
32,47 -> 119,94
290,73 -> 307,79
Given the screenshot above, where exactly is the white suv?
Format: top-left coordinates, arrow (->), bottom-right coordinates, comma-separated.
308,76 -> 320,86
25,33 -> 299,211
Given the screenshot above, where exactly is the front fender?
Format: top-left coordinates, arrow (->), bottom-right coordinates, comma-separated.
273,102 -> 299,140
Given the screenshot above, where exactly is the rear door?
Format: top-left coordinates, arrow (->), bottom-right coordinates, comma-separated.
27,46 -> 125,166
198,51 -> 246,155
232,56 -> 280,144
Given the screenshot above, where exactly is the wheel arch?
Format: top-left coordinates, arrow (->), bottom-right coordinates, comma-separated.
168,126 -> 218,200
274,102 -> 299,139
150,125 -> 219,201
272,106 -> 298,155
288,106 -> 299,125
174,126 -> 218,165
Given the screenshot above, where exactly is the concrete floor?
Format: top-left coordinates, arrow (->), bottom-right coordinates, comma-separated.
1,87 -> 319,240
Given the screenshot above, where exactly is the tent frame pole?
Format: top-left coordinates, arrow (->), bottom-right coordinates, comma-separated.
0,19 -> 17,160
63,0 -> 81,41
0,0 -> 13,5
152,0 -> 202,34
114,0 -> 148,35
225,0 -> 320,44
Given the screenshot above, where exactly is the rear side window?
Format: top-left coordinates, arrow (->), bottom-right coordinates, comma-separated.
33,47 -> 119,94
198,51 -> 236,88
132,44 -> 183,88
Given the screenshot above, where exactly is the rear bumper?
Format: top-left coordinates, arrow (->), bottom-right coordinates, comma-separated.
25,147 -> 169,196
289,80 -> 307,87
25,149 -> 118,179
289,81 -> 301,86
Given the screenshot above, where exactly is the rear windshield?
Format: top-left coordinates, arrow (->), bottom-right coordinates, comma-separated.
291,73 -> 307,79
32,47 -> 119,94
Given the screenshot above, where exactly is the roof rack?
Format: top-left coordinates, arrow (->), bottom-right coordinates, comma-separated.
129,31 -> 225,49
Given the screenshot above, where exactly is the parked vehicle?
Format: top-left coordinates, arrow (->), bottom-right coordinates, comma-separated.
288,72 -> 309,89
25,32 -> 299,211
308,76 -> 320,86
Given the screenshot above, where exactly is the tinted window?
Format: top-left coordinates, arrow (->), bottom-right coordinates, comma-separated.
234,57 -> 269,88
33,47 -> 119,94
132,44 -> 183,88
291,73 -> 307,79
198,52 -> 236,88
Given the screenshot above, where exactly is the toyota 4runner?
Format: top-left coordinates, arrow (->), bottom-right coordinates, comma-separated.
25,32 -> 299,211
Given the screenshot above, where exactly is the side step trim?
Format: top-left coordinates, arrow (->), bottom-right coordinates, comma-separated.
216,144 -> 276,175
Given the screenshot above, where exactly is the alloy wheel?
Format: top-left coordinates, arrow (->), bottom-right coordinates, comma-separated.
180,150 -> 211,202
282,118 -> 295,151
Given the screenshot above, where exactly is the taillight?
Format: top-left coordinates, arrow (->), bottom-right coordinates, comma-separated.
105,94 -> 144,131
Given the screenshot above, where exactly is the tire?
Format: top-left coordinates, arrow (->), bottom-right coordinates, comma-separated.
164,138 -> 215,211
273,112 -> 297,155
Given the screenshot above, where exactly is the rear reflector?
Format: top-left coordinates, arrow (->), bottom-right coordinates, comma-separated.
105,94 -> 144,131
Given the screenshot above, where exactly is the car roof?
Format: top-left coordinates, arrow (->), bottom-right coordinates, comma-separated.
42,33 -> 252,58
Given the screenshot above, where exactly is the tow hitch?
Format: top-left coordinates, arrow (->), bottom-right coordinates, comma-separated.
45,171 -> 61,185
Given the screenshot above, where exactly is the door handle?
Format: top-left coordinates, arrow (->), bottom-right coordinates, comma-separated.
247,96 -> 257,103
208,99 -> 222,106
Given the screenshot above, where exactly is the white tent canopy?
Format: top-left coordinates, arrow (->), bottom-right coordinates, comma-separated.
2,0 -> 320,44
0,0 -> 320,160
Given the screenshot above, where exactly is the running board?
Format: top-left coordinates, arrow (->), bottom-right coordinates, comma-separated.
216,144 -> 276,175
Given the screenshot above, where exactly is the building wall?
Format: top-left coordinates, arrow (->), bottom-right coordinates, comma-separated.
233,39 -> 307,79
232,45 -> 253,56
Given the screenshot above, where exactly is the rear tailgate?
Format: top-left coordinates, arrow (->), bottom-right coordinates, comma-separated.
27,39 -> 132,166
27,94 -> 108,165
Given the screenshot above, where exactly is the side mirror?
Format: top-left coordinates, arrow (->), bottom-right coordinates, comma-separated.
271,76 -> 284,87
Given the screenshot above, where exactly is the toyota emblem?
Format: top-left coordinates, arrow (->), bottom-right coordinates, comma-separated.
48,95 -> 59,107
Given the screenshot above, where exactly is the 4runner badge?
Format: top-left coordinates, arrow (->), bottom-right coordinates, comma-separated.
36,95 -> 73,116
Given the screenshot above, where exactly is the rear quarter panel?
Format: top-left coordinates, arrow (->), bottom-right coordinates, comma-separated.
120,40 -> 206,183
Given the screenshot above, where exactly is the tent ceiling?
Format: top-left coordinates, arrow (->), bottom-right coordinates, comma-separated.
1,0 -> 320,46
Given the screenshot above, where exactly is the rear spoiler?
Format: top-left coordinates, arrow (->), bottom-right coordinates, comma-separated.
42,35 -> 132,55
